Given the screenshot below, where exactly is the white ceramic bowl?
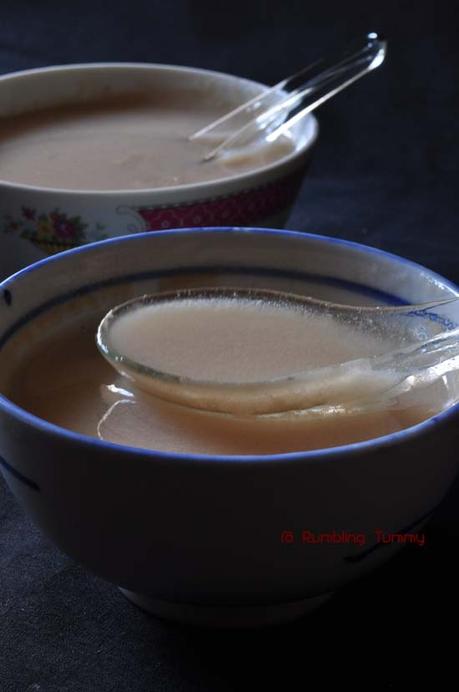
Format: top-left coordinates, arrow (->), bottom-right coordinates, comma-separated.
1,228 -> 458,627
0,63 -> 318,278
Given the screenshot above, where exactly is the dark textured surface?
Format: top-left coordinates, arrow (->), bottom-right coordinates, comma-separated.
1,1 -> 458,690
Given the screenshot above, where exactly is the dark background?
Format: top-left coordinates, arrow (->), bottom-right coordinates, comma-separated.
1,1 -> 458,689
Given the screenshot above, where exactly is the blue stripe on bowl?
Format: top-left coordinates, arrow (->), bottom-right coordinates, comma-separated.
343,503 -> 438,563
0,455 -> 40,491
0,264 -> 408,350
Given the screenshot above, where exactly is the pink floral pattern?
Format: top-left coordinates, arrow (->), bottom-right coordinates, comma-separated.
1,169 -> 305,255
2,207 -> 107,254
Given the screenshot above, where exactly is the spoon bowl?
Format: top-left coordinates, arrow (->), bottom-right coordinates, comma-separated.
97,287 -> 459,415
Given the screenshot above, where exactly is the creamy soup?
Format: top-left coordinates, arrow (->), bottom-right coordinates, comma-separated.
0,92 -> 295,190
105,296 -> 399,381
6,293 -> 451,455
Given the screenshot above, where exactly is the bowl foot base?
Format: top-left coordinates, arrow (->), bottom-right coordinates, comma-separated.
119,588 -> 333,627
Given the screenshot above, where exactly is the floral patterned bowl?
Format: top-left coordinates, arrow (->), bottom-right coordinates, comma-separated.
0,63 -> 318,278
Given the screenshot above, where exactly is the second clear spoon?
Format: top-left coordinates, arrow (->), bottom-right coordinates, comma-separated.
191,32 -> 387,162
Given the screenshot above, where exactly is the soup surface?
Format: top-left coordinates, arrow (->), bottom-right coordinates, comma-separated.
0,92 -> 295,190
7,293 -> 448,455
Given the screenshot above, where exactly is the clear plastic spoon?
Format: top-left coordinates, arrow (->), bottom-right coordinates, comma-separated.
96,287 -> 459,416
191,32 -> 386,162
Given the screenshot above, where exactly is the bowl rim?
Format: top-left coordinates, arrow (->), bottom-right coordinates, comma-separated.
0,61 -> 319,197
1,226 -> 458,467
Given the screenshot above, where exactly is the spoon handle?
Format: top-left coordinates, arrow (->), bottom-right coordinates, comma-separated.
201,32 -> 386,162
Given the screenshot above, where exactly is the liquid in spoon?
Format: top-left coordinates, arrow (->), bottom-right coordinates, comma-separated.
97,288 -> 459,417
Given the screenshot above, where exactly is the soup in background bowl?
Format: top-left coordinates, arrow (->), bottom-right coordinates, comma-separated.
1,227 -> 458,627
0,63 -> 318,277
